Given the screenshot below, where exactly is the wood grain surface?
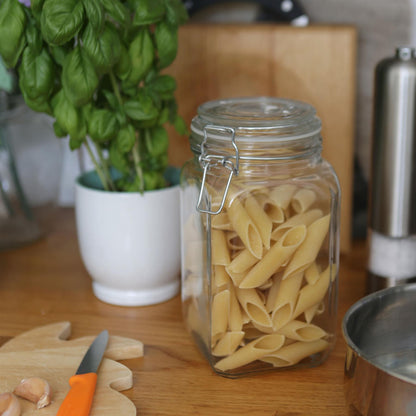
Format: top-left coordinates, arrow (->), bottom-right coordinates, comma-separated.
166,24 -> 357,253
0,208 -> 368,416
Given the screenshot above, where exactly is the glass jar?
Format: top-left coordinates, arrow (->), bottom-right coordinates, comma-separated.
180,97 -> 340,378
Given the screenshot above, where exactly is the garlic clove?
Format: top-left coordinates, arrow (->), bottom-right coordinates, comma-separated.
0,392 -> 21,416
13,377 -> 52,409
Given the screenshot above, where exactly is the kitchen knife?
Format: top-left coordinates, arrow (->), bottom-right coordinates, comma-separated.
57,330 -> 109,416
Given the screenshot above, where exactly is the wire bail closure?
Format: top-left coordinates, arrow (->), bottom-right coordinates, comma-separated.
196,125 -> 239,215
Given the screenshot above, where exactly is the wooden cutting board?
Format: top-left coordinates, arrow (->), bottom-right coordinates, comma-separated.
0,322 -> 143,415
166,23 -> 357,253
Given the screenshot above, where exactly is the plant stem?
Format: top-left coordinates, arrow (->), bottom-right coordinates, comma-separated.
133,138 -> 145,193
84,141 -> 110,191
109,70 -> 123,106
94,142 -> 116,191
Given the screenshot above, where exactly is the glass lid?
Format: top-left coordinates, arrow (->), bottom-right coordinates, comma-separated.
191,97 -> 322,144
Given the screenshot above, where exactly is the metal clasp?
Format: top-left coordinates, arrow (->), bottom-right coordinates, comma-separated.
196,125 -> 239,215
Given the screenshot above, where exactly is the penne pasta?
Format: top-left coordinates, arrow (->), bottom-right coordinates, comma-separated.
271,209 -> 323,241
211,212 -> 233,230
211,290 -> 230,345
282,214 -> 330,280
245,194 -> 273,249
293,265 -> 331,319
304,302 -> 324,323
211,229 -> 231,266
258,278 -> 273,291
256,194 -> 285,225
226,198 -> 263,259
265,275 -> 282,313
183,172 -> 338,375
235,288 -> 272,328
228,284 -> 244,331
226,231 -> 245,251
277,320 -> 327,342
212,331 -> 245,357
226,248 -> 259,274
213,265 -> 231,290
214,333 -> 286,371
243,324 -> 266,340
225,267 -> 246,287
291,188 -> 317,214
239,225 -> 307,289
304,262 -> 321,285
269,184 -> 298,210
261,339 -> 329,367
270,272 -> 303,330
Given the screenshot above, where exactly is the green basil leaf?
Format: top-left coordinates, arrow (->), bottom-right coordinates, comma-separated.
62,46 -> 98,106
126,27 -> 154,85
52,89 -> 84,138
147,74 -> 176,99
81,102 -> 93,120
143,171 -> 165,191
143,86 -> 161,110
121,174 -> 143,192
146,126 -> 168,157
173,114 -> 189,135
121,81 -> 137,97
0,0 -> 26,68
157,107 -> 169,125
117,124 -> 136,153
82,23 -> 121,73
18,47 -> 55,100
31,0 -> 45,13
41,0 -> 85,46
26,25 -> 43,56
164,0 -> 188,26
109,140 -> 130,174
50,45 -> 69,66
53,120 -> 67,138
124,92 -> 158,121
82,0 -> 104,31
133,0 -> 165,26
144,68 -> 158,83
88,108 -> 119,142
154,21 -> 178,69
101,0 -> 128,25
114,42 -> 131,81
102,90 -> 119,110
69,136 -> 84,150
22,91 -> 52,114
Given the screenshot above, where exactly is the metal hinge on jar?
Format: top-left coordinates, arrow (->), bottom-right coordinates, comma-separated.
196,125 -> 240,215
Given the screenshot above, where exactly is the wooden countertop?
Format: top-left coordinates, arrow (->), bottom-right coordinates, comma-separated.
0,208 -> 368,416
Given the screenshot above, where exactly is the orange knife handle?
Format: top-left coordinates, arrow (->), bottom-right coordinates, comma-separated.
56,373 -> 98,416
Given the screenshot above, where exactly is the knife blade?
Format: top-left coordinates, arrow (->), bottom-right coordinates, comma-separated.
57,330 -> 109,416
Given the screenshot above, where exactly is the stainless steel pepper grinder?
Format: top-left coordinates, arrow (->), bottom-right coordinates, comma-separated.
367,46 -> 416,292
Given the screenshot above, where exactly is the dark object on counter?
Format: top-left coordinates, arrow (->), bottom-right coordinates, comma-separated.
343,284 -> 416,416
367,46 -> 416,292
183,0 -> 309,25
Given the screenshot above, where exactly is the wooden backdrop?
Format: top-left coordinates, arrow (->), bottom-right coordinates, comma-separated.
166,24 -> 357,252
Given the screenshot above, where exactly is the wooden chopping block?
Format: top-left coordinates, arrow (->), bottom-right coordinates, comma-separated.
0,322 -> 143,416
167,23 -> 357,253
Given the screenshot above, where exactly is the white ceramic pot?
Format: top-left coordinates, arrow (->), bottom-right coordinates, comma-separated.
75,171 -> 180,306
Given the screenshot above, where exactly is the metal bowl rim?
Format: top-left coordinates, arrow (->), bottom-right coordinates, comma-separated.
342,283 -> 416,386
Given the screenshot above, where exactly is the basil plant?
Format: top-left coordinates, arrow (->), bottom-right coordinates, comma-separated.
0,0 -> 188,192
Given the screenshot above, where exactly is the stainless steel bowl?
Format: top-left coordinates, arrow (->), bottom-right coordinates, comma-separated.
343,284 -> 416,416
